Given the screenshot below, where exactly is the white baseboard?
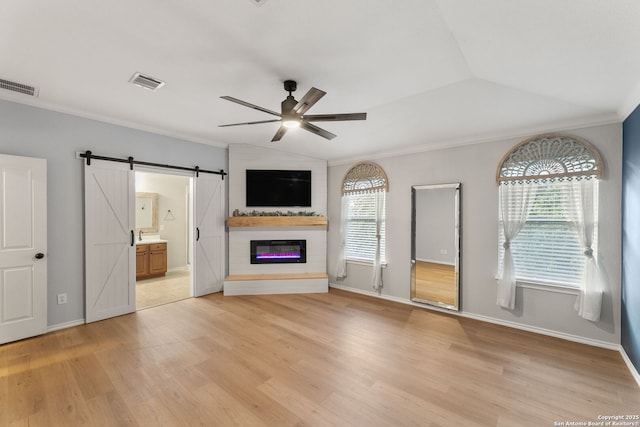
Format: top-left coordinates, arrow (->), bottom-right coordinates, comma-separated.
47,318 -> 85,333
620,346 -> 640,389
329,283 -> 619,350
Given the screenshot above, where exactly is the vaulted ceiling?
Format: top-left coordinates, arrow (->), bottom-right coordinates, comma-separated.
2,0 -> 639,162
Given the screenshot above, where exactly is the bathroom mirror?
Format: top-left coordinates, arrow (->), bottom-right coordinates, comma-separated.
411,183 -> 460,311
135,192 -> 158,233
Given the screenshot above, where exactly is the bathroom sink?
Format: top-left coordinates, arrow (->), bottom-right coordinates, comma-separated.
136,234 -> 167,245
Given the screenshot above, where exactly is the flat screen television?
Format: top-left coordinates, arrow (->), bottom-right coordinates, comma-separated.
246,169 -> 312,207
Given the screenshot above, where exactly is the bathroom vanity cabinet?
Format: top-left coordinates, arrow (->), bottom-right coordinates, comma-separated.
136,242 -> 167,279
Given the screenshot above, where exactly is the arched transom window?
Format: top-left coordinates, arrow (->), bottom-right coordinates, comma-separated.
497,133 -> 603,184
342,161 -> 389,194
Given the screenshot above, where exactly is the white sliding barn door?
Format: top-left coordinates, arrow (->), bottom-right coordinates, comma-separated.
194,173 -> 225,296
84,160 -> 135,323
0,154 -> 47,344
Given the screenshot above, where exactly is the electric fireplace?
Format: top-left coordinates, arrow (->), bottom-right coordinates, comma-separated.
250,240 -> 306,264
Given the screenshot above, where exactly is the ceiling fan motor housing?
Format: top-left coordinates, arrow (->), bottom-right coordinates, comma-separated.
281,96 -> 298,114
283,80 -> 297,93
282,80 -> 299,115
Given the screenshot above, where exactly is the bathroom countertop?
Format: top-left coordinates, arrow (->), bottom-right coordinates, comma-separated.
136,238 -> 168,245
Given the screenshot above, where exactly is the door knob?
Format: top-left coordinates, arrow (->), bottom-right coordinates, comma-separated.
35,252 -> 45,259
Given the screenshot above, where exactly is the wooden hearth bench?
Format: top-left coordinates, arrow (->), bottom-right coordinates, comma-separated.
223,272 -> 328,296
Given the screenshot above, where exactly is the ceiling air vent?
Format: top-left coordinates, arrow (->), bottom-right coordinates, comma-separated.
129,72 -> 165,91
0,78 -> 39,97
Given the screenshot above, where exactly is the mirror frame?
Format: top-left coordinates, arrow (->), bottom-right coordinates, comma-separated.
410,183 -> 461,311
135,192 -> 158,233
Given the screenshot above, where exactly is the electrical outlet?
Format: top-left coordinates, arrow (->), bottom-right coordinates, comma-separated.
440,249 -> 448,255
57,293 -> 67,305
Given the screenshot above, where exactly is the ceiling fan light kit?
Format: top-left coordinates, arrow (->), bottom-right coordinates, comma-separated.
220,80 -> 367,142
282,118 -> 301,128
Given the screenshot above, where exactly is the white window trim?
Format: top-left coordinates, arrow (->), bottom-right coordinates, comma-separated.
494,275 -> 580,295
517,280 -> 580,295
346,258 -> 388,267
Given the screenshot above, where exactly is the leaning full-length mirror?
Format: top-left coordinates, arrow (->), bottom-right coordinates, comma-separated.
411,183 -> 460,310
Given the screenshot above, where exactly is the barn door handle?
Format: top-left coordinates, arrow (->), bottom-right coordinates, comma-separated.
196,227 -> 200,242
35,252 -> 45,260
130,230 -> 134,247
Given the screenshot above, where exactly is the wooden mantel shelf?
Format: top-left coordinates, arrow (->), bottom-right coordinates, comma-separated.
227,216 -> 327,227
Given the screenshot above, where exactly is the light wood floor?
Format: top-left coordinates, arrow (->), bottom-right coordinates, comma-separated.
2,289 -> 638,426
415,260 -> 457,305
136,269 -> 191,310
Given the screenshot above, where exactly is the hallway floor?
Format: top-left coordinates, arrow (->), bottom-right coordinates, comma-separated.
136,269 -> 190,310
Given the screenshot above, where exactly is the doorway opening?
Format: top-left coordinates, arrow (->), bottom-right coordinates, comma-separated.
135,170 -> 193,310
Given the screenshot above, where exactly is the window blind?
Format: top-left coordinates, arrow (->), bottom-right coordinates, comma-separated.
498,180 -> 597,287
345,192 -> 386,262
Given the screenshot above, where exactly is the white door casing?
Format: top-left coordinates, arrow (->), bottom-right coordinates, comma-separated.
194,173 -> 225,296
0,154 -> 47,344
84,160 -> 135,323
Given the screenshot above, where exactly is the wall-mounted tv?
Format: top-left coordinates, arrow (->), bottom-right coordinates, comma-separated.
246,169 -> 312,207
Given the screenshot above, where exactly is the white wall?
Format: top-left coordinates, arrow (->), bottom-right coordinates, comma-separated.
0,99 -> 227,328
328,123 -> 622,345
136,172 -> 190,270
228,228 -> 326,275
228,144 -> 328,276
228,144 -> 327,215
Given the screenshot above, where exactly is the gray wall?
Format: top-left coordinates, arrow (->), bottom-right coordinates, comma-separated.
0,97 -> 624,346
0,99 -> 226,328
328,123 -> 622,345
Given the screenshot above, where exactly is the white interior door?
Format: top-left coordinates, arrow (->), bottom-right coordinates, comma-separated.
84,160 -> 135,323
0,154 -> 47,344
194,173 -> 225,296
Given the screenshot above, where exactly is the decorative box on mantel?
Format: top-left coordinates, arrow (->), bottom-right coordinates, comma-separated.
224,215 -> 328,296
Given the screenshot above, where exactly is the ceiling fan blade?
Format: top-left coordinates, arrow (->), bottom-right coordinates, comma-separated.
219,119 -> 281,127
220,96 -> 281,117
292,87 -> 326,115
303,113 -> 367,122
300,122 -> 337,140
271,126 -> 288,142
